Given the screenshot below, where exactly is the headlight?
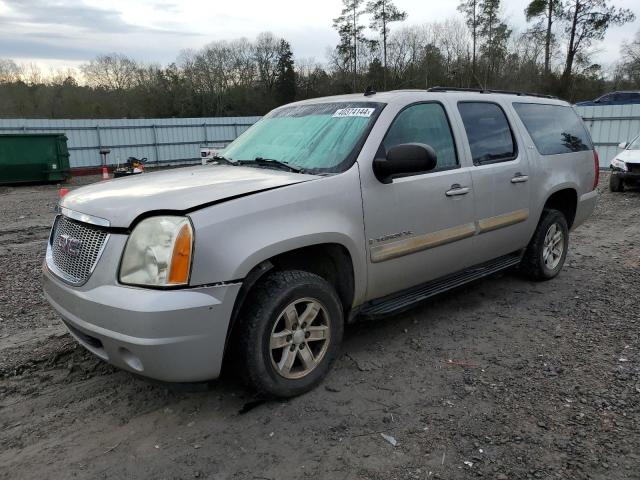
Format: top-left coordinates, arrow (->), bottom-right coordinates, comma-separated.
611,158 -> 627,171
119,216 -> 193,287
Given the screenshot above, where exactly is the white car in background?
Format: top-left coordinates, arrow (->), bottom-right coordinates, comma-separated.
610,135 -> 640,192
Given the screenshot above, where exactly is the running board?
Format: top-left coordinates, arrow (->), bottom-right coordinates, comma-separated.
358,252 -> 522,318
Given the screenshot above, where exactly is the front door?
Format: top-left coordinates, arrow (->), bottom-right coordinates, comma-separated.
360,102 -> 478,301
456,101 -> 533,261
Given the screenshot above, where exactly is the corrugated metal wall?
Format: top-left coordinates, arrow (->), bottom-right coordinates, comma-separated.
575,104 -> 640,167
0,117 -> 261,168
2,106 -> 638,169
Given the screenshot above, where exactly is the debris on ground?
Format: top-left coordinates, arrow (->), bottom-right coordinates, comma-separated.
1,174 -> 639,479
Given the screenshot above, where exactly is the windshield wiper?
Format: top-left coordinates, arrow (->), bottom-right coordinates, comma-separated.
241,157 -> 304,173
207,154 -> 235,165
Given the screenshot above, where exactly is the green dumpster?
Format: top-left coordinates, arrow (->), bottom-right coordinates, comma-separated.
0,134 -> 71,185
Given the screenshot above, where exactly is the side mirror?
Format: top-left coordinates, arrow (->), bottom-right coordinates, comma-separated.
618,142 -> 628,149
373,143 -> 438,184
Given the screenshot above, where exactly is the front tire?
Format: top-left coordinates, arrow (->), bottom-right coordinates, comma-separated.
520,209 -> 569,281
235,270 -> 344,398
610,173 -> 624,192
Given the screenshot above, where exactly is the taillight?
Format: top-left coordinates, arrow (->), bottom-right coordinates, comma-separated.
593,149 -> 599,190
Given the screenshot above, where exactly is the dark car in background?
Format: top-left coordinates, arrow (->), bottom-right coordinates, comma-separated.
575,91 -> 640,107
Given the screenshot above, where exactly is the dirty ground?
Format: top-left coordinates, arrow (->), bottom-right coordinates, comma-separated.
0,173 -> 638,479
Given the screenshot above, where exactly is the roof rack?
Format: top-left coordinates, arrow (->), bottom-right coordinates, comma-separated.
427,86 -> 557,100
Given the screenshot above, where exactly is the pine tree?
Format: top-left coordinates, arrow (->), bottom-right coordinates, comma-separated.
458,0 -> 480,82
560,0 -> 634,97
366,0 -> 407,90
478,0 -> 511,86
525,0 -> 562,76
275,40 -> 296,104
333,0 -> 367,92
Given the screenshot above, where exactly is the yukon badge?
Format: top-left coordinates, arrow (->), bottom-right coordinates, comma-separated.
58,233 -> 82,257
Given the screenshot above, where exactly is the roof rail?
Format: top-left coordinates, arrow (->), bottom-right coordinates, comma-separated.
427,86 -> 557,100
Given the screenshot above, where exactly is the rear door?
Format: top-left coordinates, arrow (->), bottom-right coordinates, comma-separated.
456,101 -> 534,262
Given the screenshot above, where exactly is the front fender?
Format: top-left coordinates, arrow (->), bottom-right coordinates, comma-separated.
187,165 -> 368,305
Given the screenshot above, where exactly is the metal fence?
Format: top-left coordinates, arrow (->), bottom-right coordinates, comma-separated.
0,116 -> 261,168
2,106 -> 639,169
575,104 -> 640,167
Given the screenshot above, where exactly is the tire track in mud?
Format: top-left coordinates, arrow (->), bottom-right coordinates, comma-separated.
0,225 -> 51,247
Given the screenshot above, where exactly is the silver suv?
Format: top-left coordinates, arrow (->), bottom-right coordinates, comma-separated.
43,89 -> 598,397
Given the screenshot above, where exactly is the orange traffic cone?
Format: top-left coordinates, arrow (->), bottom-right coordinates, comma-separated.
102,166 -> 109,180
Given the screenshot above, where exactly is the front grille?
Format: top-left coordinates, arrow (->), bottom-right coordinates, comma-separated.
628,163 -> 640,174
49,216 -> 109,285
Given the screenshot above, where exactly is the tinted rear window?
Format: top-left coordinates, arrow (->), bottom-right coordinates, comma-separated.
513,103 -> 592,155
457,102 -> 516,165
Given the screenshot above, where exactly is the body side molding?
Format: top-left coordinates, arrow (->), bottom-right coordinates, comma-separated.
369,209 -> 530,263
370,223 -> 476,263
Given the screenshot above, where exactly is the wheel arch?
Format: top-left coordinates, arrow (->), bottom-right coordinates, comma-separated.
223,241 -> 358,356
541,187 -> 578,229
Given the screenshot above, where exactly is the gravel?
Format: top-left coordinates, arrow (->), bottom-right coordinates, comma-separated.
0,172 -> 639,479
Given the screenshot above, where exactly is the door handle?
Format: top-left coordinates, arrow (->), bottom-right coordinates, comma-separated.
445,184 -> 470,196
511,173 -> 529,183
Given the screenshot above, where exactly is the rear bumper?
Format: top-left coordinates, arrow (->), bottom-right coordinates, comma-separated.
43,266 -> 241,382
572,189 -> 598,230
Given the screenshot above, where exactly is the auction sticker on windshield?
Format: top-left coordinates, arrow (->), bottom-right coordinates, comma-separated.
332,107 -> 375,118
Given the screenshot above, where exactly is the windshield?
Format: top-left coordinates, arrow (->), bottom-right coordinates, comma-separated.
627,135 -> 640,150
221,102 -> 384,173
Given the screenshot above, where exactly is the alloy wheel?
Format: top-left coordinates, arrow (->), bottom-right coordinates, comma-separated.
269,297 -> 331,379
542,222 -> 564,270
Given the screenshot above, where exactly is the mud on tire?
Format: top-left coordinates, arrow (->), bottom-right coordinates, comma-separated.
520,209 -> 569,281
233,270 -> 344,398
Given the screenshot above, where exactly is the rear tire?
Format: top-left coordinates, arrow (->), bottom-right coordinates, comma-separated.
234,270 -> 344,398
520,209 -> 569,281
609,173 -> 624,192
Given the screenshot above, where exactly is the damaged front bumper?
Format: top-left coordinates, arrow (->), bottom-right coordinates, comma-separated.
611,168 -> 640,183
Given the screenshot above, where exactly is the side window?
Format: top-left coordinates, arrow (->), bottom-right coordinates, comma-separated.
513,103 -> 593,155
457,102 -> 516,165
598,94 -> 612,103
383,103 -> 458,170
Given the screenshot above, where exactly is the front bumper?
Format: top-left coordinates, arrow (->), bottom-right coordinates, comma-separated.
611,170 -> 640,182
43,265 -> 241,382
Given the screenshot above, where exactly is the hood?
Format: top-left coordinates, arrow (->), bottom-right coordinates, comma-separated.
61,165 -> 317,228
614,149 -> 640,164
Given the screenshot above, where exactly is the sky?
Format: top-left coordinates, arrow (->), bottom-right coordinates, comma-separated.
0,0 -> 638,72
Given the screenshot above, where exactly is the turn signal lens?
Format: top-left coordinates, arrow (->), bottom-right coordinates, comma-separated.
168,223 -> 193,285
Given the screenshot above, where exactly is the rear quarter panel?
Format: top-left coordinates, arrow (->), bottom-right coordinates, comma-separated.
508,102 -> 596,230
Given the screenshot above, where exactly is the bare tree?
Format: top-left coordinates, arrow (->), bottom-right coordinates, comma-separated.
81,54 -> 139,90
617,31 -> 640,86
0,59 -> 23,83
254,32 -> 281,93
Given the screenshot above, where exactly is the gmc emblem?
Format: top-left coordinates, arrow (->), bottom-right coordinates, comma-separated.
58,234 -> 82,257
